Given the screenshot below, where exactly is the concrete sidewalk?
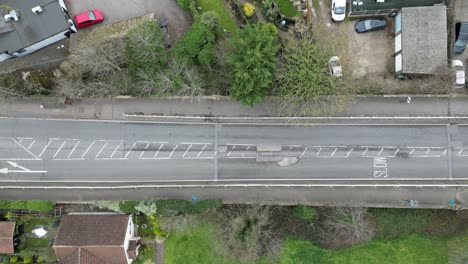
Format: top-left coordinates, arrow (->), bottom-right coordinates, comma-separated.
1,95 -> 468,120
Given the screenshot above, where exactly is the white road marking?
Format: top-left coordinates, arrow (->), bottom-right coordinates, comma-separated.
300,147 -> 308,158
38,139 -> 53,158
316,147 -> 323,156
378,148 -> 384,156
227,145 -> 236,157
393,148 -> 400,156
198,144 -> 208,157
169,144 -> 178,158
18,139 -> 23,144
183,144 -> 192,158
81,141 -> 96,158
331,148 -> 338,157
27,140 -> 36,150
362,148 -> 368,156
409,149 -> 415,155
96,141 -> 109,158
125,142 -> 136,158
11,138 -> 40,160
346,148 -> 354,157
154,144 -> 164,158
442,149 -> 447,156
68,141 -> 80,158
53,141 -> 67,159
110,142 -> 122,158
458,148 -> 464,155
139,143 -> 151,158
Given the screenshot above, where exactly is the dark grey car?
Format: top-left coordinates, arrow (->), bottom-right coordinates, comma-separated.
454,22 -> 468,55
354,18 -> 387,33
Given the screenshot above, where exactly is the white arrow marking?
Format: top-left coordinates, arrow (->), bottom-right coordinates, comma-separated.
7,161 -> 31,172
0,168 -> 8,174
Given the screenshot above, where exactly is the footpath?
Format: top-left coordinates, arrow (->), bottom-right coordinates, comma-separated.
1,95 -> 468,120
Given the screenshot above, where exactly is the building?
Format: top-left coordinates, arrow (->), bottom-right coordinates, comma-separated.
349,0 -> 444,17
53,214 -> 140,264
394,5 -> 447,76
0,221 -> 15,254
0,0 -> 76,62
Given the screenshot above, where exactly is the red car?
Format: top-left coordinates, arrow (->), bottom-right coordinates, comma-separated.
74,9 -> 104,29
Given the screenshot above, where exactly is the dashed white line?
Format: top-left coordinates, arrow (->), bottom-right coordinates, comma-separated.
81,141 -> 96,159
110,142 -> 122,158
169,144 -> 179,158
53,141 -> 67,159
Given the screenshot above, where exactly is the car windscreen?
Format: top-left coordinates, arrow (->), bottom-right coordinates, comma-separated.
88,11 -> 96,20
364,20 -> 372,30
335,6 -> 345,14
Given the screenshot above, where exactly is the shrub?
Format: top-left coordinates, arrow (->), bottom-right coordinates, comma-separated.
229,24 -> 279,106
176,0 -> 191,10
135,201 -> 158,215
243,3 -> 256,17
0,200 -> 11,209
148,215 -> 166,239
293,205 -> 316,221
174,22 -> 217,65
118,201 -> 139,214
22,256 -> 32,264
8,201 -> 26,210
263,23 -> 278,36
265,5 -> 280,22
36,258 -> 45,263
95,201 -> 121,212
8,256 -> 18,263
25,201 -> 55,211
200,12 -> 220,32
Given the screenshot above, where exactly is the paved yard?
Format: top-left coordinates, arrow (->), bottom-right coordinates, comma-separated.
64,0 -> 190,40
453,0 -> 468,62
347,21 -> 393,78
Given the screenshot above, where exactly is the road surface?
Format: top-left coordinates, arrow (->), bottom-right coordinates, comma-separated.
0,118 -> 467,184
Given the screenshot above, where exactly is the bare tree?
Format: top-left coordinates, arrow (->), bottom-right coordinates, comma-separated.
316,207 -> 375,248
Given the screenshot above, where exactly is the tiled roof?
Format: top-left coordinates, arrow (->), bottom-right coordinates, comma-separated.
0,222 -> 15,254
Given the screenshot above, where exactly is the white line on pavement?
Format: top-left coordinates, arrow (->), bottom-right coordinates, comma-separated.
53,141 -> 67,159
81,141 -> 96,159
11,138 -> 41,160
110,142 -> 122,158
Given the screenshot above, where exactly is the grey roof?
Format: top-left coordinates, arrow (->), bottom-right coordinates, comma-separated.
401,6 -> 447,74
0,0 -> 70,54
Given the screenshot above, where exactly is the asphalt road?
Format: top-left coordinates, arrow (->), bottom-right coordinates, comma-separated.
0,119 -> 467,184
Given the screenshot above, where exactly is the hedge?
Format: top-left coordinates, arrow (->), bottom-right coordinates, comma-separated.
0,200 -> 55,211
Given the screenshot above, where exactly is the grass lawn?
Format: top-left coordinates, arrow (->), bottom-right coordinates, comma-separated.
165,221 -> 234,264
275,0 -> 300,17
196,0 -> 239,34
136,215 -> 154,238
25,238 -> 50,248
280,235 -> 449,264
24,217 -> 56,233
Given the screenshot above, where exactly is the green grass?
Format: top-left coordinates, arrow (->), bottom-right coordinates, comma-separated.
280,235 -> 449,264
165,221 -> 233,264
23,217 -> 56,233
275,0 -> 300,17
196,0 -> 239,34
369,208 -> 462,239
25,238 -> 50,248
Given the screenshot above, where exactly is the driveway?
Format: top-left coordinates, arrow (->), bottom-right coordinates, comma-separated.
453,0 -> 468,62
64,0 -> 190,40
347,21 -> 393,78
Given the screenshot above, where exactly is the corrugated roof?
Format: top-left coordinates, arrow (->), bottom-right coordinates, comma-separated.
0,0 -> 70,54
401,6 -> 447,74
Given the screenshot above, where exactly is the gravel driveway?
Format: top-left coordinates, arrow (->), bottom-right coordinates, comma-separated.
65,0 -> 190,39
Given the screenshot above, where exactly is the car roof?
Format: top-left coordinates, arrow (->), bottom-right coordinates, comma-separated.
75,11 -> 91,22
333,0 -> 346,5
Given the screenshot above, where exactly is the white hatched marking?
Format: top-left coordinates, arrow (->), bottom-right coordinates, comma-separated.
169,145 -> 178,158
378,148 -> 384,156
125,142 -> 136,158
139,143 -> 151,158
68,141 -> 80,158
301,147 -> 308,157
331,148 -> 338,157
154,144 -> 164,158
53,141 -> 67,158
346,148 -> 354,157
316,147 -> 323,156
81,141 -> 96,158
393,148 -> 400,156
96,142 -> 109,158
227,146 -> 236,157
27,140 -> 36,150
110,142 -> 122,158
362,148 -> 368,156
183,144 -> 192,157
409,149 -> 415,155
38,139 -> 53,158
242,146 -> 251,157
198,144 -> 208,157
11,138 -> 40,160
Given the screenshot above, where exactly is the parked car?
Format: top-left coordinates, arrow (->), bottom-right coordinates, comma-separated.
452,60 -> 466,89
74,9 -> 104,29
354,18 -> 387,33
454,22 -> 468,55
331,0 -> 346,22
328,56 -> 343,77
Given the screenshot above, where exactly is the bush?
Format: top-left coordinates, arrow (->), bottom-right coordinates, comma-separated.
200,12 -> 220,32
9,201 -> 26,210
174,22 -> 217,65
119,201 -> 139,214
94,201 -> 121,212
229,24 -> 279,106
22,256 -> 32,264
135,201 -> 158,216
8,256 -> 18,263
293,205 -> 315,221
243,3 -> 256,17
263,23 -> 278,36
156,199 -> 222,215
176,0 -> 192,10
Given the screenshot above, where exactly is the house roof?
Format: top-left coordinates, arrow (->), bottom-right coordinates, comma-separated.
0,221 -> 15,254
60,248 -> 107,264
401,6 -> 447,74
54,214 -> 130,246
0,0 -> 70,54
